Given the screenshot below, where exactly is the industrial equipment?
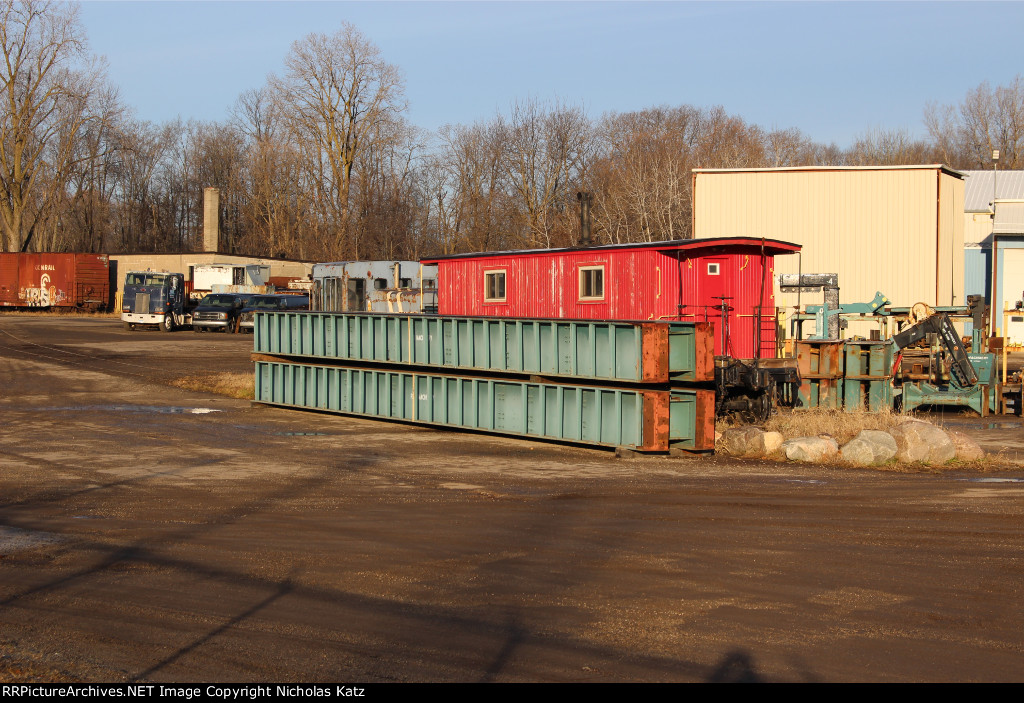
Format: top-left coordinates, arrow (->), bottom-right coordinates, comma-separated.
891,312 -> 994,415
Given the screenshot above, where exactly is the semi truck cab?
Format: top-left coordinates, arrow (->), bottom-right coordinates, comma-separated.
122,271 -> 189,331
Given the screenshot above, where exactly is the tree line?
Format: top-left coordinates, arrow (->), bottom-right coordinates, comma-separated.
3,1 -> 1023,259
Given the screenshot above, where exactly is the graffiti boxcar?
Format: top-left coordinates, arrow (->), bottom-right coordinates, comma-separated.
0,253 -> 111,309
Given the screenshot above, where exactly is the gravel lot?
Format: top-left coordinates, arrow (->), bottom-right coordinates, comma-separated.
1,313 -> 1022,682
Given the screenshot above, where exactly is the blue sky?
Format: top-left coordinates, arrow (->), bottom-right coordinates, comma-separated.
78,1 -> 1024,147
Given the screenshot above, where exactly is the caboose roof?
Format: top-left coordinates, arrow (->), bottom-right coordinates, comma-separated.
421,236 -> 800,263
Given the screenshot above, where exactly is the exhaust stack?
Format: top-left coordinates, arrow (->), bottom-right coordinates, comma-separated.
577,191 -> 592,246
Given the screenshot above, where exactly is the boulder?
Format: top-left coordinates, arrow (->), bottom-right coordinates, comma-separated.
719,426 -> 764,457
782,436 -> 839,463
720,426 -> 784,458
840,430 -> 898,466
889,421 -> 956,464
760,431 -> 784,455
946,430 -> 985,462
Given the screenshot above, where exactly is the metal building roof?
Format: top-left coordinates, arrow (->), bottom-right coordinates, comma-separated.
962,170 -> 1024,212
421,236 -> 801,263
692,164 -> 965,178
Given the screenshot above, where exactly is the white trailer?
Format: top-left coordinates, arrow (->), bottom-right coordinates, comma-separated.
311,261 -> 438,313
191,264 -> 272,299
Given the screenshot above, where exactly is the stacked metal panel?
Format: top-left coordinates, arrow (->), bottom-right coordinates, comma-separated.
843,341 -> 895,412
796,341 -> 845,410
252,312 -> 715,452
797,340 -> 898,412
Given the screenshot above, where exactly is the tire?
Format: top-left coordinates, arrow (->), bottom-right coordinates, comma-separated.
123,321 -> 133,331
160,314 -> 174,333
193,325 -> 202,333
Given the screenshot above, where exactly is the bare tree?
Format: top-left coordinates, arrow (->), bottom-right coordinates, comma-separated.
0,0 -> 113,251
430,120 -> 510,253
925,76 -> 1024,168
48,81 -> 125,252
270,22 -> 406,259
500,98 -> 589,248
231,87 -> 306,257
764,126 -> 818,167
847,126 -> 937,166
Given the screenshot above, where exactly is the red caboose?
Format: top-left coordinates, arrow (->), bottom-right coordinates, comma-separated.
422,237 -> 801,358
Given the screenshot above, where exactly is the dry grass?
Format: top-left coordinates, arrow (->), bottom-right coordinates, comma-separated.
169,372 -> 254,400
762,407 -> 906,446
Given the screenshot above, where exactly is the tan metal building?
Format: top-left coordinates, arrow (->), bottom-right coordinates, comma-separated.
692,165 -> 966,316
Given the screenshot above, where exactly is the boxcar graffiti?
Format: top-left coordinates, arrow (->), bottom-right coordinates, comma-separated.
0,253 -> 111,309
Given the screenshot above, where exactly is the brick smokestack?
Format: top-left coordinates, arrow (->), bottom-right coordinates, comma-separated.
203,187 -> 220,253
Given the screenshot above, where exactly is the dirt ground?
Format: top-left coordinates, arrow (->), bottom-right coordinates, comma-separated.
1,313 -> 1022,683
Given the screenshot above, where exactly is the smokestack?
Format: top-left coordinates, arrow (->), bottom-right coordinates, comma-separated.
577,191 -> 592,246
203,187 -> 220,253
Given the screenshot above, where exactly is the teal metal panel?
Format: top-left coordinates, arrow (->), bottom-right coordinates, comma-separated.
842,341 -> 894,412
668,391 -> 708,451
796,341 -> 844,410
903,381 -> 989,417
254,312 -> 709,384
254,360 -> 706,450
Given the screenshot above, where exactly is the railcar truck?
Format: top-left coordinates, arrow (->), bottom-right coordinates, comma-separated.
121,271 -> 193,331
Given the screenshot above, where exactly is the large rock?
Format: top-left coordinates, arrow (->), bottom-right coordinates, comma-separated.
760,431 -> 784,455
720,426 -> 784,458
840,430 -> 898,466
782,436 -> 839,463
946,430 -> 985,462
896,415 -> 932,425
889,421 -> 956,464
719,426 -> 761,456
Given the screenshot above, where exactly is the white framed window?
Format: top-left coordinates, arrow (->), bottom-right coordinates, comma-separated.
707,263 -> 721,275
484,269 -> 506,302
579,265 -> 605,301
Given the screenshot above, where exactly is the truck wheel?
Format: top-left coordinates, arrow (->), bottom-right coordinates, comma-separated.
160,315 -> 174,333
123,322 -> 133,331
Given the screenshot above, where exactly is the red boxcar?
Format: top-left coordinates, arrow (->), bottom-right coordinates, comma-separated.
0,253 -> 111,309
422,237 -> 801,358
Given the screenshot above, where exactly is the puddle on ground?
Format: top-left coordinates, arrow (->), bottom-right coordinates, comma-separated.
782,479 -> 827,485
38,405 -> 222,415
0,526 -> 64,552
275,432 -> 329,436
959,477 -> 1024,483
71,515 -> 105,519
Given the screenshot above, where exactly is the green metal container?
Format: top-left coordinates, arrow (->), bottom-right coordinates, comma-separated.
254,360 -> 714,451
842,341 -> 895,412
253,312 -> 712,384
796,340 -> 844,410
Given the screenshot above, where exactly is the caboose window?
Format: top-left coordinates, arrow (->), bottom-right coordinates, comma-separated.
484,270 -> 506,302
707,263 -> 720,275
579,266 -> 604,301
